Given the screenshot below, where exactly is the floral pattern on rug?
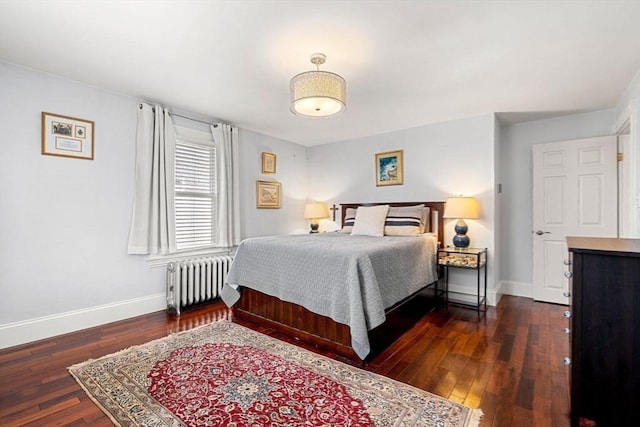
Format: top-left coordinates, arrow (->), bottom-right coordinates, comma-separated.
148,343 -> 372,426
68,321 -> 482,427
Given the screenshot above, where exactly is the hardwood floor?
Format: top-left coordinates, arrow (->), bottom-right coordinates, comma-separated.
0,295 -> 569,426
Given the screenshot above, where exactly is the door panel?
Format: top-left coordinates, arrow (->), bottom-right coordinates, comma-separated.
542,240 -> 566,293
578,174 -> 604,225
532,136 -> 617,303
543,176 -> 565,224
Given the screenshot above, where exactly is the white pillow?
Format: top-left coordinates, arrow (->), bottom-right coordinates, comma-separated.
319,219 -> 340,233
421,207 -> 431,233
341,208 -> 357,233
351,205 -> 390,236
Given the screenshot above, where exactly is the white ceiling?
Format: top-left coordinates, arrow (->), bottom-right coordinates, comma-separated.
1,1 -> 639,147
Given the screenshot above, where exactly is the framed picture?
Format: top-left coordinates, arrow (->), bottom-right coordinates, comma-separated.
256,180 -> 281,209
375,150 -> 403,186
41,112 -> 94,160
261,152 -> 276,174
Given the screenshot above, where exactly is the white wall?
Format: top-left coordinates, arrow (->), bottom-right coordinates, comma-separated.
615,67 -> 640,237
493,115 -> 502,301
238,128 -> 309,238
616,68 -> 640,126
0,61 -> 164,345
499,109 -> 616,296
0,61 -> 306,348
308,114 -> 499,303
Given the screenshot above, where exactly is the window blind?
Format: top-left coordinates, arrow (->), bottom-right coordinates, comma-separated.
175,140 -> 216,249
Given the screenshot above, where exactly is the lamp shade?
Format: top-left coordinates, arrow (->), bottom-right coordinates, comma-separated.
304,202 -> 329,220
290,53 -> 346,118
443,197 -> 480,219
290,71 -> 346,117
443,196 -> 480,248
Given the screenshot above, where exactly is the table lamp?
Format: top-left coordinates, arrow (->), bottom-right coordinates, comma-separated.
304,202 -> 329,233
443,196 -> 480,248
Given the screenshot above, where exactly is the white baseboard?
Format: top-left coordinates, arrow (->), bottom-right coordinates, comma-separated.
445,280 -> 532,308
449,280 -> 533,306
498,280 -> 533,298
447,283 -> 500,306
0,293 -> 166,349
0,281 -> 535,349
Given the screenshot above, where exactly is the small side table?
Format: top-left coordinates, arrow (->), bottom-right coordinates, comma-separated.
437,247 -> 487,318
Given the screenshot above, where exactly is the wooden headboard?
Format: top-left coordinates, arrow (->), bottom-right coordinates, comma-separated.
340,201 -> 445,248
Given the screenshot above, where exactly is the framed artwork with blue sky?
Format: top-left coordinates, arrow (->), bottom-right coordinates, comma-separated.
375,150 -> 403,186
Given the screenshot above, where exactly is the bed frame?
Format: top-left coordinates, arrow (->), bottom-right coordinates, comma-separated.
231,201 -> 446,364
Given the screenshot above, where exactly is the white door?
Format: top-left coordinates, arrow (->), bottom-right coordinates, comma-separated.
618,132 -> 633,237
532,136 -> 617,304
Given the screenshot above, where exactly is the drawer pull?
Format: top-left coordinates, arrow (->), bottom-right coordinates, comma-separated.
563,259 -> 571,266
563,291 -> 571,298
563,311 -> 571,318
563,357 -> 571,365
564,271 -> 573,279
563,327 -> 570,334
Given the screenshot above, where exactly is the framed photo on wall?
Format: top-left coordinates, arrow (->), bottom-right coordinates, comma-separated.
375,150 -> 403,186
41,112 -> 94,160
261,152 -> 276,174
256,180 -> 281,208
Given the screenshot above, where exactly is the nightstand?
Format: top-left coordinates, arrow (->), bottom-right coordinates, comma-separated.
437,247 -> 487,317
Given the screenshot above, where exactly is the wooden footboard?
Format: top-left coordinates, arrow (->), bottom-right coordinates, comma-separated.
232,285 -> 437,364
232,288 -> 356,359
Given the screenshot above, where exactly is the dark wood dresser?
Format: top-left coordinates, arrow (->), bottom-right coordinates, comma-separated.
566,237 -> 640,427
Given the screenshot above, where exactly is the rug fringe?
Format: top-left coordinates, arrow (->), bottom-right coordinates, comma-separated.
466,408 -> 484,427
67,320 -> 223,370
68,369 -> 123,427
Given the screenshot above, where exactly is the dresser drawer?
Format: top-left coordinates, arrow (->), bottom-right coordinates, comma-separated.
567,237 -> 640,427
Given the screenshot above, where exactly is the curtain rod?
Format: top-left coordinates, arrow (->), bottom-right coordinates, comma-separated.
171,113 -> 218,126
138,103 -> 219,127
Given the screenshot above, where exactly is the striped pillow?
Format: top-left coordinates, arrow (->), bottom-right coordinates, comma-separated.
384,205 -> 424,236
421,206 -> 431,233
341,208 -> 357,233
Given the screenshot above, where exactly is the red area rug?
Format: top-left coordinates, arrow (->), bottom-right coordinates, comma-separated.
69,321 -> 482,426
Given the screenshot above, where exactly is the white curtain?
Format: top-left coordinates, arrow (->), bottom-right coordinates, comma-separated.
127,103 -> 177,254
211,123 -> 241,247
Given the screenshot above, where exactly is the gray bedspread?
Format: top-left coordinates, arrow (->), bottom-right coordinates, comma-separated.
221,233 -> 438,360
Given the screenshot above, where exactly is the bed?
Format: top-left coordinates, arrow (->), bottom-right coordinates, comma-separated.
221,201 -> 445,363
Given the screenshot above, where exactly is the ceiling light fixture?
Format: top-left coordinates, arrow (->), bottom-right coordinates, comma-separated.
290,53 -> 346,118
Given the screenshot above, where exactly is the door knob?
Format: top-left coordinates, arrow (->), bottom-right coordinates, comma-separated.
533,230 -> 551,236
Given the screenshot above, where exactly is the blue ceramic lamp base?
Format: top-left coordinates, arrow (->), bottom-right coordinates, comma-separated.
452,219 -> 470,248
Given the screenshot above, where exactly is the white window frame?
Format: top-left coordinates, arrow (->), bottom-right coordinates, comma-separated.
175,138 -> 215,250
146,125 -> 231,267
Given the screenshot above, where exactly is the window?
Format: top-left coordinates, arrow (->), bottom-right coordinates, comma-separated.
174,129 -> 217,250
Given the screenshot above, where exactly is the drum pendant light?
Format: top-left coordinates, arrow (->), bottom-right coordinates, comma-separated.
290,53 -> 346,118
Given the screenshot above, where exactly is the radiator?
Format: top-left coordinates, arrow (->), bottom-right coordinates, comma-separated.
166,255 -> 233,315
